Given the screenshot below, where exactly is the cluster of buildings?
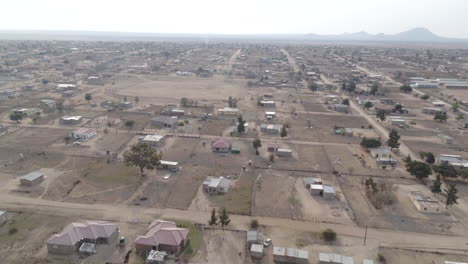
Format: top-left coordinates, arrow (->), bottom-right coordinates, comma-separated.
46,219 -> 189,263
409,77 -> 468,90
303,177 -> 336,200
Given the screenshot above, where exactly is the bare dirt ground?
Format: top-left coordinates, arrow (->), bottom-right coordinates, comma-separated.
114,75 -> 248,101
190,229 -> 248,264
253,170 -> 303,220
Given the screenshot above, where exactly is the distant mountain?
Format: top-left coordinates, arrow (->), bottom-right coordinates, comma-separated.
304,27 -> 468,43
0,27 -> 466,43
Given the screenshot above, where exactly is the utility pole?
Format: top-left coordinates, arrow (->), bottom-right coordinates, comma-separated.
363,225 -> 368,245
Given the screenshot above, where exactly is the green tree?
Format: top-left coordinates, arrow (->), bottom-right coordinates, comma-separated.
341,83 -> 347,91
444,183 -> 459,208
376,109 -> 386,121
400,85 -> 412,93
433,163 -> 458,178
322,229 -> 337,242
419,151 -> 435,164
308,82 -> 318,93
250,219 -> 259,229
218,208 -> 231,230
56,102 -> 64,112
123,143 -> 161,174
360,137 -> 382,148
84,93 -> 92,103
364,101 -> 374,110
451,102 -> 459,112
370,83 -> 379,95
252,138 -> 262,155
135,96 -> 140,104
237,115 -> 245,134
180,97 -> 189,107
348,81 -> 356,92
41,78 -> 49,85
387,129 -> 400,150
394,104 -> 403,113
208,208 -> 217,226
406,161 -> 432,181
280,124 -> 288,137
124,120 -> 135,131
434,112 -> 448,122
341,98 -> 350,106
430,174 -> 442,196
9,112 -> 24,123
421,94 -> 430,100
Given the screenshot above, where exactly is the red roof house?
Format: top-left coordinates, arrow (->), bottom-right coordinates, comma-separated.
135,220 -> 189,255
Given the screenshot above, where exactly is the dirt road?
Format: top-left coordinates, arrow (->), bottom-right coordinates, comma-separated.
1,193 -> 468,253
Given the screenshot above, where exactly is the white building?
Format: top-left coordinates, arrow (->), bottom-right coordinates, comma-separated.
202,177 -> 233,195
0,211 -> 7,225
71,128 -> 97,142
319,253 -> 354,264
138,134 -> 165,147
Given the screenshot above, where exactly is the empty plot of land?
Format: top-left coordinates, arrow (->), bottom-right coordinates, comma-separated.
115,76 -> 247,101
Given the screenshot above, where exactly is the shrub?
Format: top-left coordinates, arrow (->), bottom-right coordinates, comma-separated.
9,228 -> 18,235
321,228 -> 337,242
250,219 -> 259,229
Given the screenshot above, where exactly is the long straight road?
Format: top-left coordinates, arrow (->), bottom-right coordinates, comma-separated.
1,193 -> 468,253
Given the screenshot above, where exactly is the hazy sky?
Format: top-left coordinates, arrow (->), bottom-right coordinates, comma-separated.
1,0 -> 468,38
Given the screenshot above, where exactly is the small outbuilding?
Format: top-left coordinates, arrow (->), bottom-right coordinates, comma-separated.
322,184 -> 336,200
276,148 -> 292,157
250,244 -> 264,259
20,171 -> 44,186
0,211 -> 7,225
158,160 -> 178,172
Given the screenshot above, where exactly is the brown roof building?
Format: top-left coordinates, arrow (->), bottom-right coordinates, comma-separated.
135,220 -> 189,256
47,221 -> 119,255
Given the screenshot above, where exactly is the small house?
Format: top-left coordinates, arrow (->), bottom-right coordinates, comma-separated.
276,148 -> 292,157
259,100 -> 276,108
247,230 -> 264,247
211,138 -> 231,153
250,244 -> 264,259
409,191 -> 443,214
20,171 -> 44,186
422,107 -> 445,115
331,104 -> 349,113
265,111 -> 276,120
261,124 -> 282,135
0,211 -> 7,225
87,76 -> 103,85
134,220 -> 188,256
310,184 -> 324,195
203,177 -> 233,194
363,260 -> 374,264
151,116 -> 178,129
71,128 -> 96,142
62,90 -> 76,97
139,134 -> 165,147
230,145 -> 241,154
48,221 -> 119,255
303,177 -> 322,188
388,116 -> 406,127
40,99 -> 56,109
158,160 -> 178,172
60,116 -> 82,125
369,148 -> 396,165
323,184 -> 336,200
217,107 -> 239,116
432,101 -> 446,108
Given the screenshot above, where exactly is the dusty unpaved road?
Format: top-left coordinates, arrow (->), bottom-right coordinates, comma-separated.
1,193 -> 468,253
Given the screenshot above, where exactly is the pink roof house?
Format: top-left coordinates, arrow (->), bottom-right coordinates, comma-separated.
47,221 -> 119,255
211,138 -> 231,153
135,220 -> 189,255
